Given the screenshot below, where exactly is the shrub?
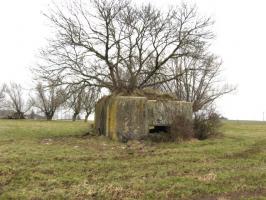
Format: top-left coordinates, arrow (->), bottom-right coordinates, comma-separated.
193,111 -> 222,140
145,111 -> 221,142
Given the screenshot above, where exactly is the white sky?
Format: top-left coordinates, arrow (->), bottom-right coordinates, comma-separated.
0,0 -> 265,120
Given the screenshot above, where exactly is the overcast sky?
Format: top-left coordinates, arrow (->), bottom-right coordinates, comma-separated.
0,0 -> 265,120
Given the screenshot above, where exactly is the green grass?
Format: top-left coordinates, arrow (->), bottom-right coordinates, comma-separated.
0,120 -> 265,199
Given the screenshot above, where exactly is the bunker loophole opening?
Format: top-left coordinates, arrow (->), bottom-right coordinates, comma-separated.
149,125 -> 170,133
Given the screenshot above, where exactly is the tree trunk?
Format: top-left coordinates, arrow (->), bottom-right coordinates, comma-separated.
46,115 -> 53,120
84,112 -> 91,122
72,113 -> 78,121
19,112 -> 25,119
15,111 -> 25,119
46,112 -> 54,121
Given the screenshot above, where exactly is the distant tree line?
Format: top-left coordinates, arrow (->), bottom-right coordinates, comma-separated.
0,82 -> 100,121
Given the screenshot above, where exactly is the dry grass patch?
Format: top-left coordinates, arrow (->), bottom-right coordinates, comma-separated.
0,120 -> 265,199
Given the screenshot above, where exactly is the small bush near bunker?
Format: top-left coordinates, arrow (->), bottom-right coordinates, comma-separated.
146,111 -> 221,142
193,111 -> 222,140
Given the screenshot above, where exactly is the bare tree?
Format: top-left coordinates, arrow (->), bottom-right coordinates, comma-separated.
5,83 -> 31,119
82,87 -> 100,122
35,0 -> 214,93
32,82 -> 66,120
66,87 -> 84,121
0,84 -> 6,107
162,54 -> 235,112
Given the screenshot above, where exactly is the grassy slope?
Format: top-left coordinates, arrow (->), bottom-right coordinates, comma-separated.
0,120 -> 265,200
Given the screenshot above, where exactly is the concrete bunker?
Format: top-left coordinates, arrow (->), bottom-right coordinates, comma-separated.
95,95 -> 192,141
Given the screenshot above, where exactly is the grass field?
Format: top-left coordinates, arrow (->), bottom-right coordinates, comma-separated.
0,120 -> 265,199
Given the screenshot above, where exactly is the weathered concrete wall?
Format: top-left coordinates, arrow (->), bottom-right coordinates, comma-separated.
147,100 -> 192,126
95,95 -> 192,141
95,96 -> 149,140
